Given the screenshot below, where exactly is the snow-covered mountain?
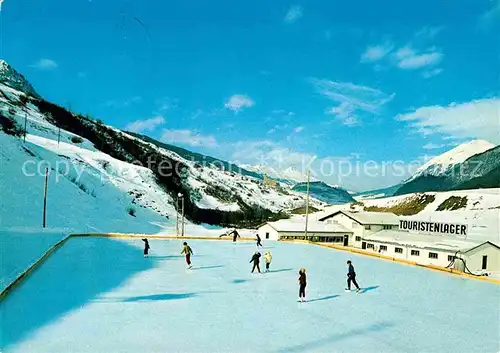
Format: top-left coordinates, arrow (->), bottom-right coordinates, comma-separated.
395,140 -> 499,196
0,61 -> 323,232
238,164 -> 309,184
0,60 -> 40,99
408,140 -> 495,181
352,184 -> 402,201
292,181 -> 355,204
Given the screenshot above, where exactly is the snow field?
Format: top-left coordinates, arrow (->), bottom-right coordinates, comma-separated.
1,237 -> 499,353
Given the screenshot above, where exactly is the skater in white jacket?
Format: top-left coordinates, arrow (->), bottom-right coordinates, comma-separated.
264,251 -> 272,272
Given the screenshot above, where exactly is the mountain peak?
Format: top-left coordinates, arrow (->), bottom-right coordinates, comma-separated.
0,60 -> 40,98
411,139 -> 496,180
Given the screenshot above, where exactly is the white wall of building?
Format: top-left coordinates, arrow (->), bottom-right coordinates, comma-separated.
325,213 -> 397,248
257,224 -> 279,241
462,243 -> 500,272
256,223 -> 353,243
362,240 -> 457,268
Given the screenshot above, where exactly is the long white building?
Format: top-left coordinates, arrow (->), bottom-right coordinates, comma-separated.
317,210 -> 500,274
319,210 -> 399,249
257,219 -> 353,244
362,230 -> 500,274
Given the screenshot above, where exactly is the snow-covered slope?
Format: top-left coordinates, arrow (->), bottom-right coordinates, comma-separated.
359,189 -> 500,243
239,163 -> 309,184
1,61 -> 321,232
408,140 -> 495,181
0,60 -> 40,98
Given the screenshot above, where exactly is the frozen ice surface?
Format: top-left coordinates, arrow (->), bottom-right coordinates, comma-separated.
1,238 -> 499,353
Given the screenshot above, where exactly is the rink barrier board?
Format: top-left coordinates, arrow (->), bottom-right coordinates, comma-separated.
71,233 -> 257,241
287,240 -> 500,284
0,235 -> 72,301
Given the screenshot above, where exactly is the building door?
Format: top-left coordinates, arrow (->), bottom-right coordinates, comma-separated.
482,255 -> 488,270
361,241 -> 366,250
343,235 -> 349,246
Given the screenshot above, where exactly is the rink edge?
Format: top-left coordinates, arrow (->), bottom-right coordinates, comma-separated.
282,239 -> 500,284
0,235 -> 72,301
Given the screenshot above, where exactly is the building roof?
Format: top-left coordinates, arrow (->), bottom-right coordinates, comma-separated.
319,210 -> 399,225
264,219 -> 352,234
363,229 -> 484,252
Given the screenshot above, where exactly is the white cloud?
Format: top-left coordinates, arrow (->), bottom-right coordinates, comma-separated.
161,129 -> 218,148
396,98 -> 500,143
422,68 -> 443,79
395,47 -> 443,69
294,126 -> 304,133
360,42 -> 394,62
415,26 -> 443,39
224,94 -> 255,113
422,142 -> 446,150
124,116 -> 165,133
30,58 -> 58,70
480,0 -> 500,26
311,78 -> 395,126
284,5 -> 303,23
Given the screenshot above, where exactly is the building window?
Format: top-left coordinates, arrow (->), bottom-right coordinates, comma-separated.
355,236 -> 361,242
367,243 -> 374,249
395,247 -> 403,254
383,225 -> 392,230
482,255 -> 488,270
411,250 -> 420,256
265,232 -> 269,239
429,252 -> 438,259
365,225 -> 371,230
448,255 -> 454,262
379,245 -> 387,251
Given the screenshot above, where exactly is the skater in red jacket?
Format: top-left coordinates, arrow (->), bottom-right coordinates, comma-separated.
181,242 -> 193,269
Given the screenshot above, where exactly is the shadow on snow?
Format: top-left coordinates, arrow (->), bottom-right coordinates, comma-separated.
0,237 -> 155,349
360,285 -> 379,294
276,321 -> 395,353
307,295 -> 339,303
192,265 -> 224,270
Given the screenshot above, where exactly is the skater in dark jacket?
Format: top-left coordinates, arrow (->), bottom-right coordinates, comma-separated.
232,229 -> 240,242
142,238 -> 150,257
346,260 -> 360,292
250,251 -> 262,273
298,268 -> 307,302
256,233 -> 263,247
181,242 -> 194,268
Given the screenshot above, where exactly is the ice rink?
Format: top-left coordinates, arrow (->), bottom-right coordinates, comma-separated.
1,237 -> 499,353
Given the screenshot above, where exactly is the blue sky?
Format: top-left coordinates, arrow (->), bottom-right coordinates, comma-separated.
1,0 -> 499,190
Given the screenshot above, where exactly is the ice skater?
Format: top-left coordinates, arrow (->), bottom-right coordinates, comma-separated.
256,233 -> 263,247
142,238 -> 150,257
232,229 -> 240,242
264,251 -> 272,272
181,242 -> 194,269
346,260 -> 361,292
250,251 -> 262,273
298,268 -> 307,302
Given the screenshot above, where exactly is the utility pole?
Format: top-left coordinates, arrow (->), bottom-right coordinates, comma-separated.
181,196 -> 185,237
43,168 -> 49,228
24,112 -> 27,143
176,194 -> 180,236
304,169 -> 311,241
